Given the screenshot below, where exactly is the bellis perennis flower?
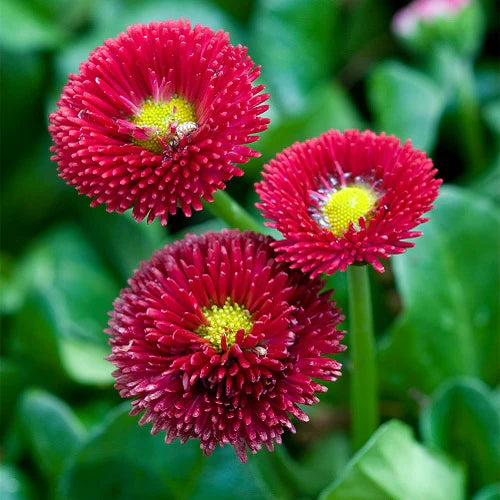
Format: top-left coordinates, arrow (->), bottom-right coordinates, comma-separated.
107,230 -> 345,462
392,0 -> 483,57
256,129 -> 441,277
393,0 -> 471,36
49,19 -> 269,224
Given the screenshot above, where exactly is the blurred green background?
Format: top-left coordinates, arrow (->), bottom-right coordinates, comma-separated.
1,0 -> 499,498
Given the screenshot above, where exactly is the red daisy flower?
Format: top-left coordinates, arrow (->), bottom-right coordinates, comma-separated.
49,20 -> 269,224
107,230 -> 345,462
256,129 -> 441,277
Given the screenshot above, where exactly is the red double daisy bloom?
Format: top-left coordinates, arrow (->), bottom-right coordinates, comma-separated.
256,129 -> 441,277
107,230 -> 345,462
49,20 -> 269,224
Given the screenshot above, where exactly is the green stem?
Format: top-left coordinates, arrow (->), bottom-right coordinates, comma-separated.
203,190 -> 265,233
347,265 -> 378,451
456,65 -> 485,177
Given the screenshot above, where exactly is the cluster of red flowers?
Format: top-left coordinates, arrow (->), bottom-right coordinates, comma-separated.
50,19 -> 440,461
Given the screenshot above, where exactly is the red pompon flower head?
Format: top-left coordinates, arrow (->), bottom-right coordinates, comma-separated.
49,20 -> 269,224
256,129 -> 441,277
107,230 -> 345,462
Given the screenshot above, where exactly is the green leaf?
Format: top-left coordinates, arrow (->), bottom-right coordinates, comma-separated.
421,377 -> 500,491
58,404 -> 202,500
0,0 -> 67,51
52,0 -> 244,110
473,483 -> 500,500
483,99 -> 500,136
0,0 -> 94,51
0,255 -> 25,314
79,206 -> 168,282
0,465 -> 36,500
302,83 -> 366,138
58,404 -> 268,500
338,0 -> 391,67
295,433 -> 351,496
470,159 -> 500,205
475,63 -> 500,105
0,360 -> 28,434
250,448 -> 295,500
8,225 -> 119,386
19,389 -> 85,481
1,138 -> 74,257
379,186 -> 500,397
247,81 -> 364,178
190,445 -> 270,500
250,0 -> 337,113
368,61 -> 445,151
320,420 -> 465,500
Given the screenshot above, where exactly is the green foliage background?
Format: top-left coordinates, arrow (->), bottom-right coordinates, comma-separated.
0,0 -> 499,498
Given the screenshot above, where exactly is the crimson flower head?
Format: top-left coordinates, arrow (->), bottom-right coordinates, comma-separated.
107,230 -> 345,462
49,20 -> 269,224
256,129 -> 441,277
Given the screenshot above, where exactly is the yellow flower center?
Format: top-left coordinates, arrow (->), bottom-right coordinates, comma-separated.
196,298 -> 253,350
130,96 -> 197,153
322,185 -> 377,236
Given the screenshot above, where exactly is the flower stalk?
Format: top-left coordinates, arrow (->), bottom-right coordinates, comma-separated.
204,190 -> 265,233
347,264 -> 378,450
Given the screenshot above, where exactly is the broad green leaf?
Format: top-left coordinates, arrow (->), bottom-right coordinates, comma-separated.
251,448 -> 295,500
320,420 -> 465,500
52,0 -> 244,111
0,0 -> 93,51
0,255 -> 25,315
190,445 -> 270,500
0,1 -> 66,51
59,337 -> 115,386
29,0 -> 94,33
211,0 -> 254,23
19,389 -> 85,480
60,404 -> 272,500
0,51 -> 45,171
302,83 -> 366,138
484,99 -> 500,135
473,483 -> 500,500
8,225 -> 119,385
246,81 -> 364,177
74,399 -> 117,431
295,433 -> 351,496
251,438 -> 348,500
339,0 -> 390,65
79,206 -> 168,281
475,64 -> 500,105
368,61 -> 445,151
379,186 -> 500,397
1,138 -> 74,257
470,159 -> 500,205
421,377 -> 500,491
58,404 -> 202,500
0,465 -> 36,500
250,0 -> 337,113
0,360 -> 28,435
